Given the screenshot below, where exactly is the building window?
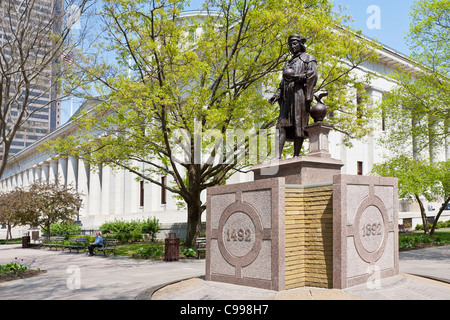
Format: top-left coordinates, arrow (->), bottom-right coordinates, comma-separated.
161,176 -> 167,205
139,180 -> 144,207
357,161 -> 363,176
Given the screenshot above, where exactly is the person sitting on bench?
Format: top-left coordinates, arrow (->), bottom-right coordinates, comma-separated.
88,232 -> 103,256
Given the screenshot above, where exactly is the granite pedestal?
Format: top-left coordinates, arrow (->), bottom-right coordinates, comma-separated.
205,123 -> 399,291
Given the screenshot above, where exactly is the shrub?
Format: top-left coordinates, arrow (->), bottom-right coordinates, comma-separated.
43,222 -> 81,239
141,217 -> 161,242
132,246 -> 164,259
99,217 -> 161,243
132,231 -> 143,242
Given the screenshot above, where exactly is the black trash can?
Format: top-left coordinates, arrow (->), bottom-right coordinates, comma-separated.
164,232 -> 180,262
22,235 -> 30,248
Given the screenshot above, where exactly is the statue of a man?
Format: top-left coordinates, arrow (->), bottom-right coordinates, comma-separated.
269,34 -> 318,158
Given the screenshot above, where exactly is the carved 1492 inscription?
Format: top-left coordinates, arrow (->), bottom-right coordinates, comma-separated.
226,228 -> 252,242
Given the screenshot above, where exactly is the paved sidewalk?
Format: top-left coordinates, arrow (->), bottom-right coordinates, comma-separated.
149,245 -> 450,300
0,244 -> 204,300
0,244 -> 449,300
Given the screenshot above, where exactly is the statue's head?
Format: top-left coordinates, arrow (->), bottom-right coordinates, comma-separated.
288,34 -> 306,54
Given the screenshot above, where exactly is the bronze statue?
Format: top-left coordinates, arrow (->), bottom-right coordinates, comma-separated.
269,34 -> 318,158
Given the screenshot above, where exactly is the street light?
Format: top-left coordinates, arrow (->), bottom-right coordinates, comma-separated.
76,197 -> 83,227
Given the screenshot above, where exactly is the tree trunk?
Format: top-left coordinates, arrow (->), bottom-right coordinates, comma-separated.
6,224 -> 12,240
415,194 -> 429,234
185,200 -> 204,248
45,223 -> 51,242
430,196 -> 450,236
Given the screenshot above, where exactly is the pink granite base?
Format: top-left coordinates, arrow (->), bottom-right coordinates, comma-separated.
333,174 -> 399,289
252,156 -> 344,185
206,177 -> 286,291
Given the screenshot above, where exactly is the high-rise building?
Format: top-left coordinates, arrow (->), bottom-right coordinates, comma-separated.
0,0 -> 62,156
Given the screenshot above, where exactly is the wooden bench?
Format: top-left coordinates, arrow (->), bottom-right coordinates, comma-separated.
196,237 -> 206,259
93,239 -> 118,256
42,236 -> 65,251
64,238 -> 88,253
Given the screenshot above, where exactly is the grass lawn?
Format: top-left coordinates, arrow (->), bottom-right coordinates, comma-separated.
114,241 -> 196,259
115,242 -> 164,257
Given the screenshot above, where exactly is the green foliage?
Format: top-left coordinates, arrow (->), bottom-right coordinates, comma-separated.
132,246 -> 164,259
42,222 -> 82,239
399,231 -> 450,250
141,217 -> 161,242
182,248 -> 197,257
378,0 -> 449,163
371,156 -> 446,202
0,258 -> 29,277
415,220 -> 450,230
0,182 -> 81,241
99,217 -> 161,242
408,0 -> 450,74
372,157 -> 449,235
44,0 -> 380,248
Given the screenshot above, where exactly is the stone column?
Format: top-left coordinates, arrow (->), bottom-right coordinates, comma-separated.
27,167 -> 35,186
57,157 -> 68,185
17,172 -> 23,188
114,169 -> 125,216
367,87 -> 385,172
101,165 -> 110,215
77,158 -> 90,218
66,156 -> 78,189
49,160 -> 58,184
21,171 -> 28,188
88,164 -> 102,217
41,162 -> 50,185
33,165 -> 42,184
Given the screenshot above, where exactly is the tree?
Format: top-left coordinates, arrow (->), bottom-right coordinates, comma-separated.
27,181 -> 81,241
0,0 -> 95,178
0,187 -> 32,239
379,71 -> 449,162
408,0 -> 449,74
372,156 -> 449,235
374,0 -> 449,236
45,0 -> 379,247
380,0 -> 449,161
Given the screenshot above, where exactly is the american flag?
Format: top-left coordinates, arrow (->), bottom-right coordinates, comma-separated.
62,51 -> 74,64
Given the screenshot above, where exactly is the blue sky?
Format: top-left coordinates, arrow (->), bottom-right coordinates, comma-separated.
331,0 -> 413,55
61,0 -> 415,124
186,0 -> 414,55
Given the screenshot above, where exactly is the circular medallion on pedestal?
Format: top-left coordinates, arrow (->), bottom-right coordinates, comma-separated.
217,202 -> 263,268
353,196 -> 389,264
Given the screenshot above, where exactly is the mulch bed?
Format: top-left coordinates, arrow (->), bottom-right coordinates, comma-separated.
0,269 -> 47,283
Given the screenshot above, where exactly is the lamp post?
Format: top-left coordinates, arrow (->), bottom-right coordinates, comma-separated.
76,197 -> 83,227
